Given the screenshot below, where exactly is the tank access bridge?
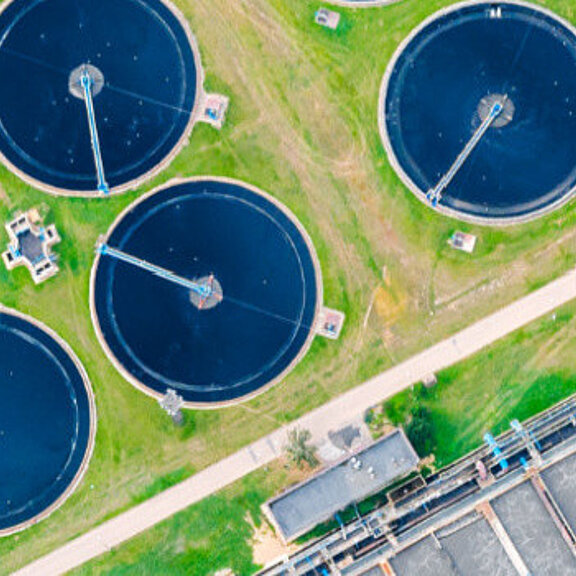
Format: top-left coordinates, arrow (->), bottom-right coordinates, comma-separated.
426,97 -> 506,207
97,242 -> 222,310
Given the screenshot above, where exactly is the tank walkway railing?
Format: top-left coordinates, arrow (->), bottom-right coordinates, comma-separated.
81,70 -> 109,195
98,243 -> 210,298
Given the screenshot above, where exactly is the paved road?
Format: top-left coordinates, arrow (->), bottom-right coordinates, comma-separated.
14,268 -> 576,575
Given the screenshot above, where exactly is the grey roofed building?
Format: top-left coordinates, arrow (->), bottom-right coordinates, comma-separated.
257,401 -> 576,576
2,208 -> 61,284
265,429 -> 419,542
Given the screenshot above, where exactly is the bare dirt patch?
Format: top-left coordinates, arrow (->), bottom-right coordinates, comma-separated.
249,514 -> 299,566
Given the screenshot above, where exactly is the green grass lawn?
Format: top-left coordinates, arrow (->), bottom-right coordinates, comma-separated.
382,302 -> 576,467
72,465 -> 289,576
4,0 -> 576,572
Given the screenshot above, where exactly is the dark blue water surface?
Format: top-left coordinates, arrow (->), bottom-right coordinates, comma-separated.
93,180 -> 320,405
0,0 -> 197,192
384,2 -> 576,220
0,312 -> 93,531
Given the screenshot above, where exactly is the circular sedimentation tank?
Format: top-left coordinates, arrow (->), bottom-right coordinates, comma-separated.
91,178 -> 322,407
381,1 -> 576,223
0,0 -> 201,195
0,308 -> 95,535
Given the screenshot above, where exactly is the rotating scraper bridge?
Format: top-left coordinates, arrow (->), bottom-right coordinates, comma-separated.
98,243 -> 222,310
79,69 -> 109,195
426,98 -> 506,207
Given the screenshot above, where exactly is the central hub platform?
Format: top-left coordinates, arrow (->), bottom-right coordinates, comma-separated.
68,64 -> 105,100
478,94 -> 515,128
189,276 -> 223,310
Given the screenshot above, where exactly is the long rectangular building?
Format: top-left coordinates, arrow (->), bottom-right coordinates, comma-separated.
264,429 -> 419,542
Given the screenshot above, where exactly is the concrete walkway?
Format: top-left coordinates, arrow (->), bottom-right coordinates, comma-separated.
14,268 -> 576,575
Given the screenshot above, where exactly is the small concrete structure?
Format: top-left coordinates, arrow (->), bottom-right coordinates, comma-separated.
448,231 -> 477,253
2,209 -> 60,284
159,388 -> 184,425
421,373 -> 437,388
317,307 -> 345,339
315,8 -> 341,30
264,429 -> 419,542
199,93 -> 229,129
